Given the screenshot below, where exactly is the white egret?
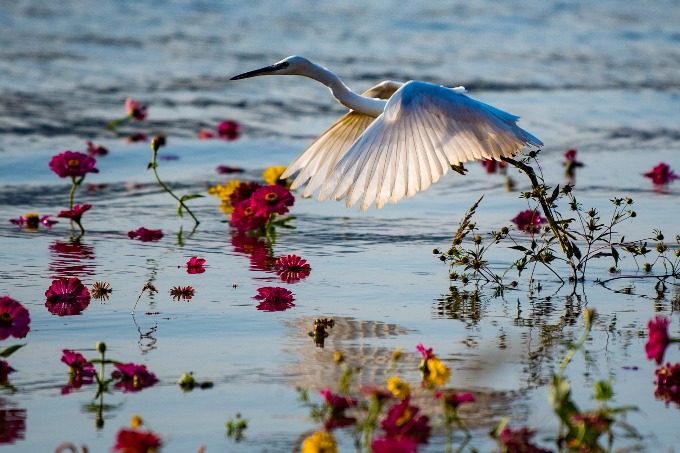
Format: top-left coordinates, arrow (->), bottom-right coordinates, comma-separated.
231,56 -> 542,211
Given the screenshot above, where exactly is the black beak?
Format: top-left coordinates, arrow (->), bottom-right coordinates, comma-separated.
230,62 -> 285,80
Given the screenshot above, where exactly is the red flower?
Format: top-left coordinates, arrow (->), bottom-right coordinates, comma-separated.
216,165 -> 245,174
113,428 -> 162,453
128,227 -> 164,242
49,151 -> 99,179
57,204 -> 92,223
0,360 -> 16,384
186,257 -> 206,274
0,296 -> 31,340
480,159 -> 506,174
380,398 -> 431,444
112,363 -> 159,392
125,98 -> 148,121
435,391 -> 475,408
251,185 -> 295,216
564,148 -> 577,162
231,199 -> 269,232
274,254 -> 311,283
86,140 -> 108,156
49,239 -> 96,277
654,362 -> 680,407
511,209 -> 546,233
321,388 -> 357,412
229,181 -> 262,206
646,316 -> 671,364
61,349 -> 95,379
10,213 -> 57,229
371,436 -> 418,453
499,426 -> 552,453
644,163 -> 677,185
253,287 -> 295,312
217,120 -> 241,140
44,277 -> 91,316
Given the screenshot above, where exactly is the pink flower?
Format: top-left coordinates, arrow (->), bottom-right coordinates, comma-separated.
128,227 -> 164,242
0,296 -> 31,340
229,182 -> 262,206
125,98 -> 148,121
274,254 -> 311,283
57,204 -> 92,223
44,277 -> 91,316
113,428 -> 162,452
10,214 -> 57,229
644,162 -> 678,185
197,129 -> 215,139
480,159 -> 506,174
186,257 -> 206,274
112,362 -> 158,392
231,199 -> 269,232
646,316 -> 671,364
0,360 -> 16,384
86,140 -> 108,156
435,391 -> 475,408
564,148 -> 577,162
511,209 -> 546,233
49,151 -> 99,179
416,343 -> 434,360
380,398 -> 431,444
321,388 -> 357,412
251,185 -> 295,216
654,362 -> 680,407
499,426 -> 551,453
217,120 -> 241,140
61,349 -> 95,379
253,287 -> 295,312
371,436 -> 418,453
216,165 -> 245,174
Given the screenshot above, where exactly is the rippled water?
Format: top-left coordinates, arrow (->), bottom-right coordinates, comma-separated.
1,0 -> 680,451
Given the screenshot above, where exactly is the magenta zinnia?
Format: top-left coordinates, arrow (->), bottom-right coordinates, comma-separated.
61,349 -> 95,379
0,360 -> 16,384
128,227 -> 164,242
644,162 -> 678,185
0,296 -> 31,340
217,120 -> 241,140
231,199 -> 269,232
44,277 -> 91,316
125,98 -> 148,121
274,254 -> 311,283
57,203 -> 92,223
112,362 -> 159,392
49,151 -> 99,179
251,184 -> 295,216
229,181 -> 262,206
511,209 -> 546,233
380,398 -> 431,444
186,257 -> 206,274
253,286 -> 295,312
646,315 -> 671,364
113,427 -> 162,453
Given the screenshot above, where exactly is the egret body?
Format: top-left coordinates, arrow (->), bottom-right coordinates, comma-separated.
231,56 -> 542,211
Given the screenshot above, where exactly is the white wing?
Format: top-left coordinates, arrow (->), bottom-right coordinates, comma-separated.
319,81 -> 542,211
281,81 -> 402,198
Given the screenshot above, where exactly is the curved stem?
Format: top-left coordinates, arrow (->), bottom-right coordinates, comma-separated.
68,177 -> 78,209
150,149 -> 200,225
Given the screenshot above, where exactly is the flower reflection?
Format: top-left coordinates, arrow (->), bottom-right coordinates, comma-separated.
112,363 -> 158,393
654,362 -> 680,407
61,349 -> 95,394
113,427 -> 162,452
45,277 -> 91,316
0,402 -> 26,445
170,286 -> 195,301
231,233 -> 276,272
49,239 -> 96,277
128,227 -> 163,242
0,361 -> 16,384
275,254 -> 311,283
253,287 -> 294,312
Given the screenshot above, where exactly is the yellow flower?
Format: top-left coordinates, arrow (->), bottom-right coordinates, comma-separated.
263,166 -> 289,187
301,431 -> 337,453
130,414 -> 143,428
392,348 -> 402,361
208,180 -> 241,201
425,357 -> 451,387
387,375 -> 411,400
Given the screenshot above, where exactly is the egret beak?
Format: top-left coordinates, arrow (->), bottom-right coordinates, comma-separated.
230,62 -> 286,80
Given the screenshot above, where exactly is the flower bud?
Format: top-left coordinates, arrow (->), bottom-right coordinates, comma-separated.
96,341 -> 106,355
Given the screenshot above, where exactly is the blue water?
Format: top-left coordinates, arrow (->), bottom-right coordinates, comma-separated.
1,1 -> 680,451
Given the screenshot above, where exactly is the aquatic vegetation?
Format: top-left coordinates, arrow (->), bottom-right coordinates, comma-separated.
225,413 -> 248,443
0,296 -> 30,340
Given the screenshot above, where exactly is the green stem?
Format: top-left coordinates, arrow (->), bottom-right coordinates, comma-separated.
150,148 -> 200,225
68,177 -> 79,209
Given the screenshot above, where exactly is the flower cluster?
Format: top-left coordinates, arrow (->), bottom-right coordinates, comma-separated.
230,183 -> 295,232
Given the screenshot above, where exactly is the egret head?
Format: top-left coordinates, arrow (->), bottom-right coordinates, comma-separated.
230,56 -> 314,80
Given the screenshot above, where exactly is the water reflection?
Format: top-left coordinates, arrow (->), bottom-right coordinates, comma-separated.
230,232 -> 276,272
0,399 -> 26,445
49,238 -> 96,278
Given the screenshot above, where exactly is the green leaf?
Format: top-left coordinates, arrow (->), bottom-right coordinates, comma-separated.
177,203 -> 184,218
509,245 -> 529,252
0,344 -> 25,358
179,194 -> 204,202
611,246 -> 619,266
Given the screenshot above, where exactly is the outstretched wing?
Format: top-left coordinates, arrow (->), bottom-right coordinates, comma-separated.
281,81 -> 402,198
319,80 -> 543,211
